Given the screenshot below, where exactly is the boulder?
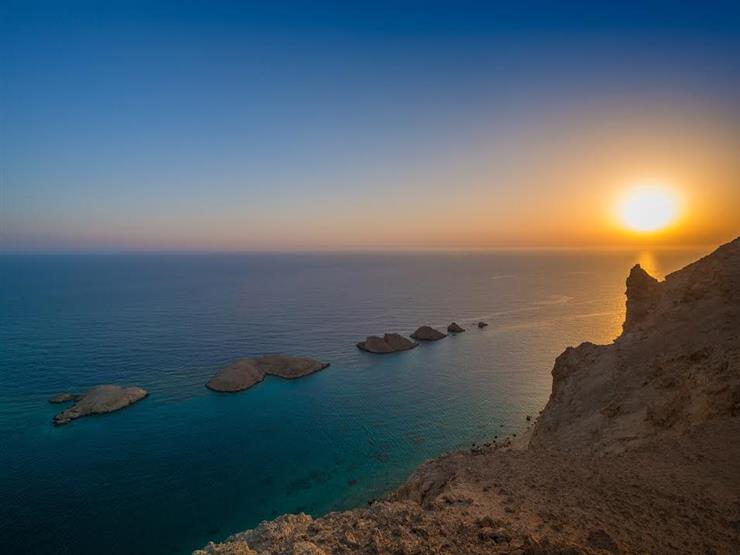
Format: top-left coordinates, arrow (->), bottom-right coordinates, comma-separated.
207,355 -> 330,393
357,333 -> 417,354
53,385 -> 148,426
477,322 -> 488,328
410,326 -> 447,341
447,322 -> 465,333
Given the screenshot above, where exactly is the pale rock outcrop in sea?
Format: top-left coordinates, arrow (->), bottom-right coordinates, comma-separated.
48,393 -> 80,404
206,355 -> 330,393
447,322 -> 465,333
53,385 -> 148,425
410,325 -> 447,341
196,237 -> 740,555
356,333 -> 418,354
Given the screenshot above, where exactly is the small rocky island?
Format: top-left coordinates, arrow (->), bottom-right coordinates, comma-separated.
51,384 -> 148,426
206,355 -> 330,393
410,325 -> 447,341
357,333 -> 417,354
477,321 -> 488,328
447,322 -> 465,333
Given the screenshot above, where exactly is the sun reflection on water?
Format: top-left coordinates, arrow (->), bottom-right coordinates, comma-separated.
636,251 -> 661,278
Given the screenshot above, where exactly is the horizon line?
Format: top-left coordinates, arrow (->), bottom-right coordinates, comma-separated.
0,242 -> 726,256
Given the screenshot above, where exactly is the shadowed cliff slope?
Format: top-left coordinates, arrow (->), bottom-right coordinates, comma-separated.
530,237 -> 739,454
196,237 -> 740,555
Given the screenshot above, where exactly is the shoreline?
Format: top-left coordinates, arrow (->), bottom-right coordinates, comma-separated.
196,237 -> 740,555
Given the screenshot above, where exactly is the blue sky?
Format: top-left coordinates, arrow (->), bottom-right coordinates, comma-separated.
2,1 -> 739,250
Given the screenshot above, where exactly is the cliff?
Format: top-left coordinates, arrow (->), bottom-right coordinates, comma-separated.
530,237 -> 739,454
196,237 -> 740,555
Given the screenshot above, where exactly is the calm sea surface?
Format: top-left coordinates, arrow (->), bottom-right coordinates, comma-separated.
0,249 -> 706,554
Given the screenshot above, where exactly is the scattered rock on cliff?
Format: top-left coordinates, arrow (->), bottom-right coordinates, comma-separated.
206,355 -> 330,393
53,385 -> 148,425
410,326 -> 447,341
357,333 -> 417,354
447,322 -> 465,333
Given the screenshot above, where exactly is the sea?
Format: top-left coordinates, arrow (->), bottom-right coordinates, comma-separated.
0,248 -> 707,554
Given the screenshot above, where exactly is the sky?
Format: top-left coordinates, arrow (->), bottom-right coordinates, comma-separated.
2,1 -> 739,251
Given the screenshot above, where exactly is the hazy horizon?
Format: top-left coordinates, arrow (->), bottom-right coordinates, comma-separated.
0,240 -> 733,256
3,1 -> 739,251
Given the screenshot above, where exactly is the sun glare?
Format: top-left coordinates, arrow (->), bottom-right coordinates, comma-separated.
618,185 -> 679,233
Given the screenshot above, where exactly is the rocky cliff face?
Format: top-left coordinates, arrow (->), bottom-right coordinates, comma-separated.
530,237 -> 740,454
196,237 -> 740,555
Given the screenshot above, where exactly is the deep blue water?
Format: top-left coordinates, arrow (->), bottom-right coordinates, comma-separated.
0,249 -> 705,554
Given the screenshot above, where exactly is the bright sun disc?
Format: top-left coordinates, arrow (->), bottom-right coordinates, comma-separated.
619,186 -> 678,232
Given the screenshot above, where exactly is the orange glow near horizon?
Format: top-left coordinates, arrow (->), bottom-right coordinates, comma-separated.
4,102 -> 738,252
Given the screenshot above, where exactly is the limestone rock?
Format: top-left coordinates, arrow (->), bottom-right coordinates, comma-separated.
53,385 -> 148,426
206,356 -> 330,393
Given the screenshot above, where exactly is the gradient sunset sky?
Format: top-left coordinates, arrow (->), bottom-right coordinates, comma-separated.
2,1 -> 739,251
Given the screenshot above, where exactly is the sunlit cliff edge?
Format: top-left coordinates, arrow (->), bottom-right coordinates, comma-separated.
196,237 -> 740,555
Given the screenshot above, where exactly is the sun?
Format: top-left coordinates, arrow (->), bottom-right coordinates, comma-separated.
618,185 -> 679,233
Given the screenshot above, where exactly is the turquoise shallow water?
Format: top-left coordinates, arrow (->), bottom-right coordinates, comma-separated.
0,249 -> 705,553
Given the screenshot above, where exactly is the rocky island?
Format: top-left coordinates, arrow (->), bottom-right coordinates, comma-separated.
196,237 -> 740,554
447,322 -> 465,333
52,384 -> 148,426
357,333 -> 418,354
206,355 -> 330,393
410,325 -> 447,341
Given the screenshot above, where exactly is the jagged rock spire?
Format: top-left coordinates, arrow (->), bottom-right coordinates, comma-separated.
623,264 -> 660,333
